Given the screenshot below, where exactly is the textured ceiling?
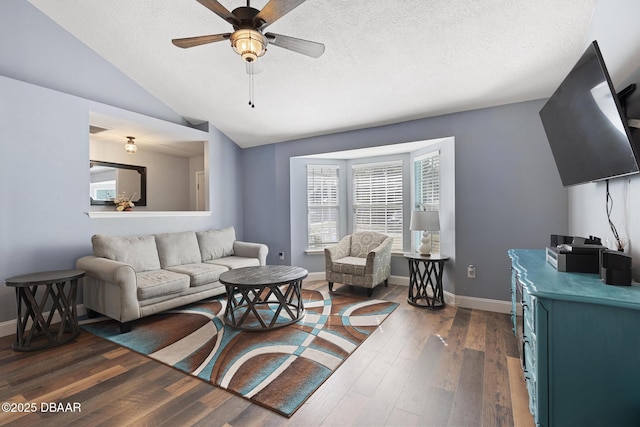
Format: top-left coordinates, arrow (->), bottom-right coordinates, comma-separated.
28,0 -> 595,148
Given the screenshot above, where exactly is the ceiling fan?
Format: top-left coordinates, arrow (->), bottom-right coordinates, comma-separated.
172,0 -> 325,64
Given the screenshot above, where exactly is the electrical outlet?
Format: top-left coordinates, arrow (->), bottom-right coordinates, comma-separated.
467,265 -> 476,279
279,252 -> 285,260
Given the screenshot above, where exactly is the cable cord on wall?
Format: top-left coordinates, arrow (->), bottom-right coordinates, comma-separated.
606,179 -> 624,251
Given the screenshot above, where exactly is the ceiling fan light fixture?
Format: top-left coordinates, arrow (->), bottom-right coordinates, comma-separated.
230,29 -> 266,62
125,136 -> 137,154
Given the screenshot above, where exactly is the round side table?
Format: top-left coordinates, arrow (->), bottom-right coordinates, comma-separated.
404,253 -> 449,309
4,269 -> 84,351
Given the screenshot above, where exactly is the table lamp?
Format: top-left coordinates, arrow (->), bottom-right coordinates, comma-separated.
410,210 -> 440,256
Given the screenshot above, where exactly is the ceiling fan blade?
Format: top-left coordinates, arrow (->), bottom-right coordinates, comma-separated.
196,0 -> 239,25
172,33 -> 231,48
265,32 -> 325,58
253,0 -> 306,30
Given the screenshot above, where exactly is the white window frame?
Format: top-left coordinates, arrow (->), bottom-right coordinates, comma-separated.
307,165 -> 340,248
352,160 -> 404,252
414,151 -> 440,253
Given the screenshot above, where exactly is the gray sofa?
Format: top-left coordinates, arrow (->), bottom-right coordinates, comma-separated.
76,226 -> 268,332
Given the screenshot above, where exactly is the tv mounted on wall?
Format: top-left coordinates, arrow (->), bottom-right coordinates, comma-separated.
539,40 -> 639,187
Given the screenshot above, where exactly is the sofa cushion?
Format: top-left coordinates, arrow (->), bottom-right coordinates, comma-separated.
197,226 -> 236,261
165,263 -> 229,287
136,270 -> 190,301
207,256 -> 260,270
92,234 -> 161,273
155,231 -> 201,268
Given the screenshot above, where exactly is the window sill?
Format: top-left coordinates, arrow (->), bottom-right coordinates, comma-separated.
86,211 -> 212,219
305,248 -> 326,255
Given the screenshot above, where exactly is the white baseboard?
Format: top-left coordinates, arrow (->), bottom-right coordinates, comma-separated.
306,272 -> 511,313
0,319 -> 16,339
452,294 -> 512,314
0,305 -> 87,338
307,272 -> 410,286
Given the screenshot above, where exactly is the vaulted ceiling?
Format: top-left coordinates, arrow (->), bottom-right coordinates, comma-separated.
28,0 -> 595,148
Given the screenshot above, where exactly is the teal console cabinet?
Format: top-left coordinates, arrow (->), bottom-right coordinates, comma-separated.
509,249 -> 640,426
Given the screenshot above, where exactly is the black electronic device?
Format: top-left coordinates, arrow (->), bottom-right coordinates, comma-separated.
546,235 -> 607,273
600,250 -> 632,286
539,40 -> 640,187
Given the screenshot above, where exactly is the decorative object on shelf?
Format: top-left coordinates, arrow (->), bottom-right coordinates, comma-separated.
113,192 -> 136,211
410,210 -> 440,256
124,136 -> 137,154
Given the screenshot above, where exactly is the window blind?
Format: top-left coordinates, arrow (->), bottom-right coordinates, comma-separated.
352,161 -> 403,252
415,151 -> 440,252
307,165 -> 339,248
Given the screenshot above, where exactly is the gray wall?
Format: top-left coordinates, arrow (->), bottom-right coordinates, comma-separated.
0,0 -> 186,126
0,1 -> 244,323
243,100 -> 568,301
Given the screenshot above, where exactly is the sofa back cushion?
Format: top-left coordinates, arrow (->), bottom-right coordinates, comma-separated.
92,234 -> 161,273
197,226 -> 236,261
155,231 -> 202,268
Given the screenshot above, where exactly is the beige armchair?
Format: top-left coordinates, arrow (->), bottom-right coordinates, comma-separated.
324,231 -> 392,296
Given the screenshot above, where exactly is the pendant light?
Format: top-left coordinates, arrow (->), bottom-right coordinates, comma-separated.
124,136 -> 137,154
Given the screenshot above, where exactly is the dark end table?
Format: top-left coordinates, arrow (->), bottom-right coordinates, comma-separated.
5,269 -> 84,351
220,265 -> 308,331
404,253 -> 449,309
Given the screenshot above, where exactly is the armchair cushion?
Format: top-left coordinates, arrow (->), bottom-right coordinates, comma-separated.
350,231 -> 389,257
330,256 -> 367,275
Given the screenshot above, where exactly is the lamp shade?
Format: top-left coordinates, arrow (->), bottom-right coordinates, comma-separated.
231,29 -> 267,63
410,210 -> 440,232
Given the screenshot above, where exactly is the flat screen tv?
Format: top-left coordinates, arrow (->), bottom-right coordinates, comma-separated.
539,40 -> 639,187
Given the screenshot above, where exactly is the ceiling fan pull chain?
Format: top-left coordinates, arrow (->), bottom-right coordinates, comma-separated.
248,62 -> 255,108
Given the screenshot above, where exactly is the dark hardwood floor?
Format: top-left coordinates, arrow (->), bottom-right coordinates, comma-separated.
0,282 -> 533,427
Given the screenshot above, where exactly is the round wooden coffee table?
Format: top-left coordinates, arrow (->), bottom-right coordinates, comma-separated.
220,265 -> 308,330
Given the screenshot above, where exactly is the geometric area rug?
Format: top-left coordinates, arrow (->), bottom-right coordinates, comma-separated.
80,288 -> 398,417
